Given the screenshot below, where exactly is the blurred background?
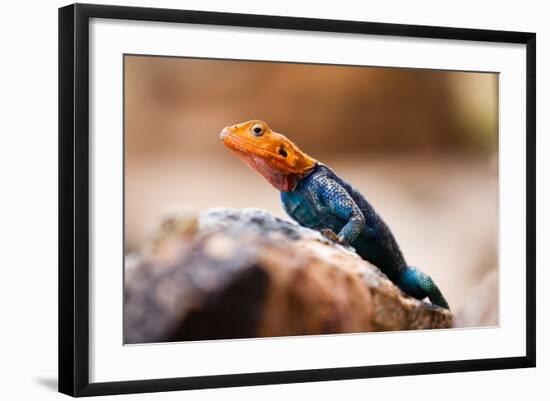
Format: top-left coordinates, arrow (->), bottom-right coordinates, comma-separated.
124,55 -> 499,325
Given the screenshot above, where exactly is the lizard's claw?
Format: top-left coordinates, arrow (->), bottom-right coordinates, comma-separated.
321,228 -> 346,245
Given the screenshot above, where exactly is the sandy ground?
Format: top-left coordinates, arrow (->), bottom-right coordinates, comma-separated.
125,154 -> 498,320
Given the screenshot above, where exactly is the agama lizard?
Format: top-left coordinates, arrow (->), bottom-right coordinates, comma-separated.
220,120 -> 449,309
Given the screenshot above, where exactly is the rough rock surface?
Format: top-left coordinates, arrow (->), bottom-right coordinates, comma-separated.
125,208 -> 453,344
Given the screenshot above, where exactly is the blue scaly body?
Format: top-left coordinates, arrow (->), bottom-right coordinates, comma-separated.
281,163 -> 449,309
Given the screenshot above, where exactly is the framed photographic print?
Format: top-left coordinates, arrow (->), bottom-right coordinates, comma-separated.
58,3 -> 536,397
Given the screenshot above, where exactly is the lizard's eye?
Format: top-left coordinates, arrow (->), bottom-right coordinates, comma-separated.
251,124 -> 264,136
278,147 -> 288,158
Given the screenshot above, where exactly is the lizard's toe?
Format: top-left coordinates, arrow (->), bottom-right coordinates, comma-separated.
321,228 -> 346,245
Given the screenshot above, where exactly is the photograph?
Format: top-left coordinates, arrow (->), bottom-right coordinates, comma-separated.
123,55 -> 499,344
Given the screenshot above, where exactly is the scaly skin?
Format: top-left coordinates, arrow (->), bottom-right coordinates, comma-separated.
220,120 -> 449,309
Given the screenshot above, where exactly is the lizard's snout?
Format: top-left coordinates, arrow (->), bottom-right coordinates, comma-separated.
220,127 -> 232,141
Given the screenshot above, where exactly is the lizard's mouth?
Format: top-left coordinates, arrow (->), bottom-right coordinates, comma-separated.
220,128 -> 301,191
220,129 -> 290,169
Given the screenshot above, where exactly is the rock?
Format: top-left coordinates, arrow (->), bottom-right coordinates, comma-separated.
124,208 -> 452,344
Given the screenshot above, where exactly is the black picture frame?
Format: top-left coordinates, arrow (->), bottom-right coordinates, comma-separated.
58,3 -> 536,397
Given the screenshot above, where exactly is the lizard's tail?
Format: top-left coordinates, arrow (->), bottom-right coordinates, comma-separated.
398,266 -> 450,309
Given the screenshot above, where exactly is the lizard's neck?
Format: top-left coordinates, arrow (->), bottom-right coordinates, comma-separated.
281,163 -> 318,192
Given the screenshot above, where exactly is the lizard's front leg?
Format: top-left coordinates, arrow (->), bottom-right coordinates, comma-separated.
313,175 -> 366,246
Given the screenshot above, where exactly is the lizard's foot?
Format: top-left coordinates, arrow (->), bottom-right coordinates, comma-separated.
398,266 -> 450,309
320,228 -> 345,245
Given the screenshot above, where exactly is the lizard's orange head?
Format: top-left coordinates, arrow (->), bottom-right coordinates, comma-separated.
220,120 -> 317,192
